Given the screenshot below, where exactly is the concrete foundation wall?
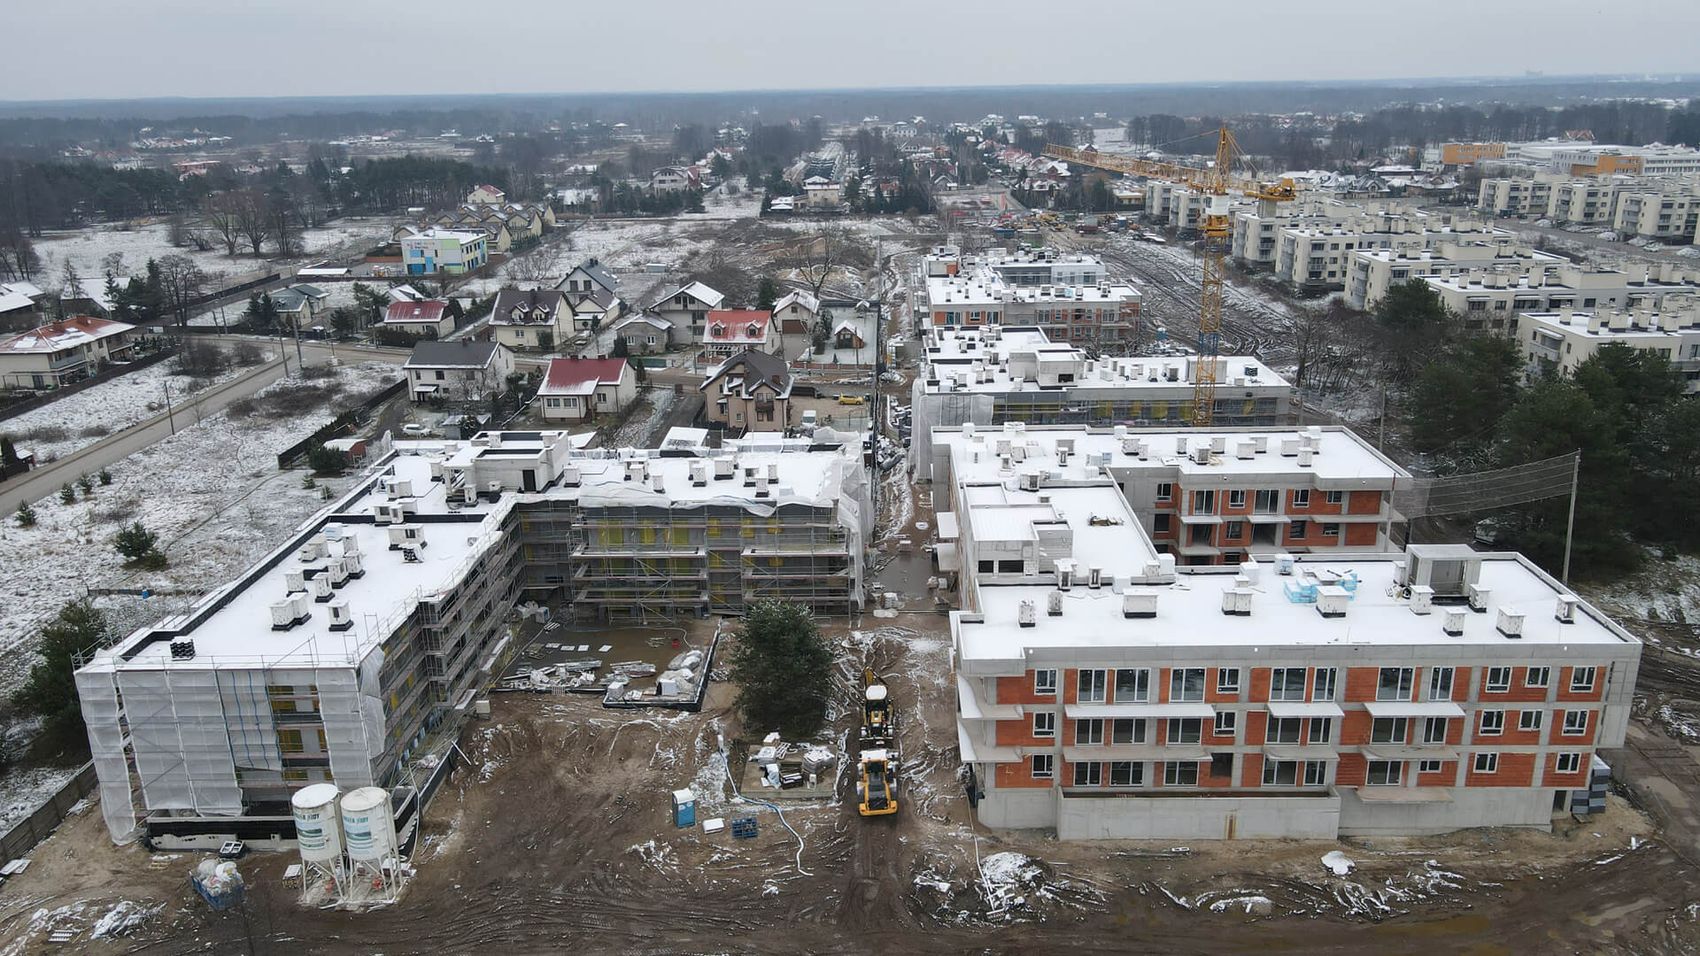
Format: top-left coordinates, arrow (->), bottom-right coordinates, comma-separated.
975,789 -> 1055,829
1337,787 -> 1555,836
1055,793 -> 1342,841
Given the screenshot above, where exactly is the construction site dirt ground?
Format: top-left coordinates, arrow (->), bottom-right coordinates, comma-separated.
5,612 -> 1700,955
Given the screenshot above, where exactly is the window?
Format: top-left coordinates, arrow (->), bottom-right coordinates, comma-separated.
1163,762 -> 1199,786
1169,668 -> 1206,702
1111,718 -> 1147,744
1377,667 -> 1415,701
1428,667 -> 1454,702
1228,489 -> 1246,509
1322,523 -> 1340,538
1115,668 -> 1150,703
1562,710 -> 1589,736
1556,752 -> 1582,775
1034,669 -> 1057,696
1367,760 -> 1403,786
1526,667 -> 1550,689
1313,668 -> 1338,702
1032,712 -> 1056,738
1153,514 -> 1171,533
1291,519 -> 1308,539
1155,482 -> 1173,502
1419,759 -> 1443,774
1486,667 -> 1511,692
1423,717 -> 1449,744
1479,710 -> 1505,736
1109,761 -> 1142,786
1519,710 -> 1544,732
1325,490 -> 1343,505
1210,753 -> 1234,778
1213,711 -> 1237,737
1304,761 -> 1328,786
1216,668 -> 1240,694
1225,520 -> 1244,540
1077,669 -> 1107,703
1293,489 -> 1311,508
1073,762 -> 1103,786
1473,752 -> 1499,774
1570,667 -> 1598,693
1075,718 -> 1105,745
1254,489 -> 1279,514
1031,754 -> 1054,779
1309,718 -> 1333,743
1191,490 -> 1216,514
1371,717 -> 1408,744
1264,759 -> 1299,786
1266,718 -> 1302,744
1168,718 -> 1202,744
1270,667 -> 1307,701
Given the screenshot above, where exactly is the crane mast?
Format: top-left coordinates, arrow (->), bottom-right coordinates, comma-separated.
1043,127 -> 1294,426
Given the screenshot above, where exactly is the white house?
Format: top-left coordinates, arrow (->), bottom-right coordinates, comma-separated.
488,288 -> 570,351
401,228 -> 489,275
701,310 -> 773,361
536,357 -> 637,422
772,289 -> 822,356
467,183 -> 507,205
652,281 -> 725,337
404,340 -> 515,403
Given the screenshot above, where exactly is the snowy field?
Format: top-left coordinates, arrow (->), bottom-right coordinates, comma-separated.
0,361 -> 401,695
0,352 -> 252,463
30,217 -> 408,289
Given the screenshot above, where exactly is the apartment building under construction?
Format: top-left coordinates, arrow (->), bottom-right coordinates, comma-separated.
76,431 -> 869,843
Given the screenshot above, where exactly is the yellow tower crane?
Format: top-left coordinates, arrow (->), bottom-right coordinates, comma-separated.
1044,128 -> 1295,425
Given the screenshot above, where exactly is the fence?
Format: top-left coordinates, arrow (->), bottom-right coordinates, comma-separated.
0,763 -> 97,862
275,378 -> 407,469
0,349 -> 179,424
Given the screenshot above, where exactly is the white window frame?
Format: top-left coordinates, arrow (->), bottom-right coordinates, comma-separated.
1033,669 -> 1057,696
1519,710 -> 1544,732
1422,716 -> 1448,744
1312,667 -> 1338,702
1072,761 -> 1102,787
1309,717 -> 1333,743
1169,668 -> 1206,703
1562,710 -> 1589,736
1556,752 -> 1582,775
1304,760 -> 1329,786
1227,489 -> 1247,509
1030,754 -> 1054,779
1216,667 -> 1240,694
1366,760 -> 1403,786
1325,490 -> 1344,505
1163,761 -> 1199,786
1292,489 -> 1311,508
1075,718 -> 1105,745
1270,667 -> 1307,702
1032,712 -> 1056,739
1077,668 -> 1107,703
1213,711 -> 1237,736
1418,759 -> 1443,774
1114,668 -> 1150,703
1155,482 -> 1173,502
1428,666 -> 1454,702
1570,667 -> 1597,693
1473,752 -> 1499,774
1479,710 -> 1505,736
1376,667 -> 1415,702
1525,666 -> 1550,689
1486,666 -> 1512,693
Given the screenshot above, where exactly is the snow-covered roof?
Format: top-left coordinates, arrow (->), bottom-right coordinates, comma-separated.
660,281 -> 725,310
539,357 -> 628,396
613,313 -> 671,332
773,290 -> 819,314
0,315 -> 134,354
0,281 -> 44,314
703,310 -> 770,346
382,300 -> 450,325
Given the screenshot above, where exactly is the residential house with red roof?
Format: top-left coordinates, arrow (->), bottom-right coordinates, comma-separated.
700,309 -> 774,362
379,299 -> 462,339
0,315 -> 136,389
536,357 -> 636,422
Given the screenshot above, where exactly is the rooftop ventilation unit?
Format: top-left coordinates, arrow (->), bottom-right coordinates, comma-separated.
388,525 -> 423,550
1409,585 -> 1434,615
343,553 -> 365,580
1047,591 -> 1063,617
1280,437 -> 1301,457
1555,594 -> 1579,624
270,594 -> 311,631
1221,588 -> 1253,616
1297,448 -> 1315,467
1018,600 -> 1037,628
689,462 -> 707,487
328,601 -> 353,632
328,562 -> 349,589
743,467 -> 758,487
1087,566 -> 1103,589
1315,585 -> 1350,618
714,457 -> 735,480
1468,583 -> 1493,613
652,473 -> 666,494
310,575 -> 334,603
1122,592 -> 1158,619
562,465 -> 581,487
285,569 -> 306,594
1055,559 -> 1074,590
1190,444 -> 1211,465
1496,607 -> 1526,638
1210,436 -> 1226,455
169,639 -> 196,661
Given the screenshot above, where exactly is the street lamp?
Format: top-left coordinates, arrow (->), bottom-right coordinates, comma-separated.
162,381 -> 176,435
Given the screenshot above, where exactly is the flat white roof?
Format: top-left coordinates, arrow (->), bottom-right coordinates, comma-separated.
940,424 -> 1408,486
956,554 -> 1636,665
959,481 -> 1155,576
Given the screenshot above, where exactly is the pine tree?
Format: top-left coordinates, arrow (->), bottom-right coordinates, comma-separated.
16,502 -> 36,527
60,483 -> 75,504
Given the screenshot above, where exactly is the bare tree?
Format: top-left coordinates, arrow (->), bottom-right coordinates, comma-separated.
232,189 -> 270,258
505,245 -> 553,283
99,251 -> 127,283
778,226 -> 870,298
156,254 -> 211,325
204,192 -> 244,256
0,229 -> 42,281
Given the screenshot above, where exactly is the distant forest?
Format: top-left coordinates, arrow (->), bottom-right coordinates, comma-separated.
1,76 -> 1698,152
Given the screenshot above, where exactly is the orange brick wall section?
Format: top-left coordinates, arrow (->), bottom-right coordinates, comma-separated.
1544,751 -> 1592,788
1417,761 -> 1457,787
1344,668 -> 1379,703
995,673 -> 1056,706
1556,709 -> 1599,745
1241,753 -> 1264,788
1344,523 -> 1379,547
995,760 -> 1051,789
1336,753 -> 1367,787
1557,667 -> 1605,703
995,717 -> 1050,748
1247,667 -> 1272,704
1347,490 -> 1382,515
1466,751 -> 1536,787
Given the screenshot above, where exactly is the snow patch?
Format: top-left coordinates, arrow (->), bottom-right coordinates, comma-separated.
1322,850 -> 1356,876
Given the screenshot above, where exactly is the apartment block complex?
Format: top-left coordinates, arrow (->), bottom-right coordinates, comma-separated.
1478,172 -> 1700,241
77,432 -> 869,842
922,248 -> 1141,349
910,327 -> 1296,480
932,423 -> 1641,839
1423,264 -> 1699,333
1345,240 -> 1569,311
1517,306 -> 1700,392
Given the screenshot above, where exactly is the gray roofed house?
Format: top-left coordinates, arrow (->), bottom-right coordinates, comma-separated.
701,347 -> 795,432
404,339 -> 516,403
489,288 -> 570,351
556,258 -> 619,300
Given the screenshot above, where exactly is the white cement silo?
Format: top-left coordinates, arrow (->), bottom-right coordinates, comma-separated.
291,784 -> 344,903
340,786 -> 400,902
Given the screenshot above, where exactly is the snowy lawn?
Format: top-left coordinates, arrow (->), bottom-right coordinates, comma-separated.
0,350 -> 253,463
0,361 -> 401,693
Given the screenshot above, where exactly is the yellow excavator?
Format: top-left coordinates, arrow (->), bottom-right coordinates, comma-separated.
856,669 -> 899,817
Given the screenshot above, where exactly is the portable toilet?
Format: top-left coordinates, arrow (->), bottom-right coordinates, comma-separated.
671,788 -> 696,828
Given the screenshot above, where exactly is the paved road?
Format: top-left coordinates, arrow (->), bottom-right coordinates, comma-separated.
0,336 -> 415,514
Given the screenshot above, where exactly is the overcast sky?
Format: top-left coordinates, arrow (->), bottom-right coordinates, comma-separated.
3,0 -> 1696,102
